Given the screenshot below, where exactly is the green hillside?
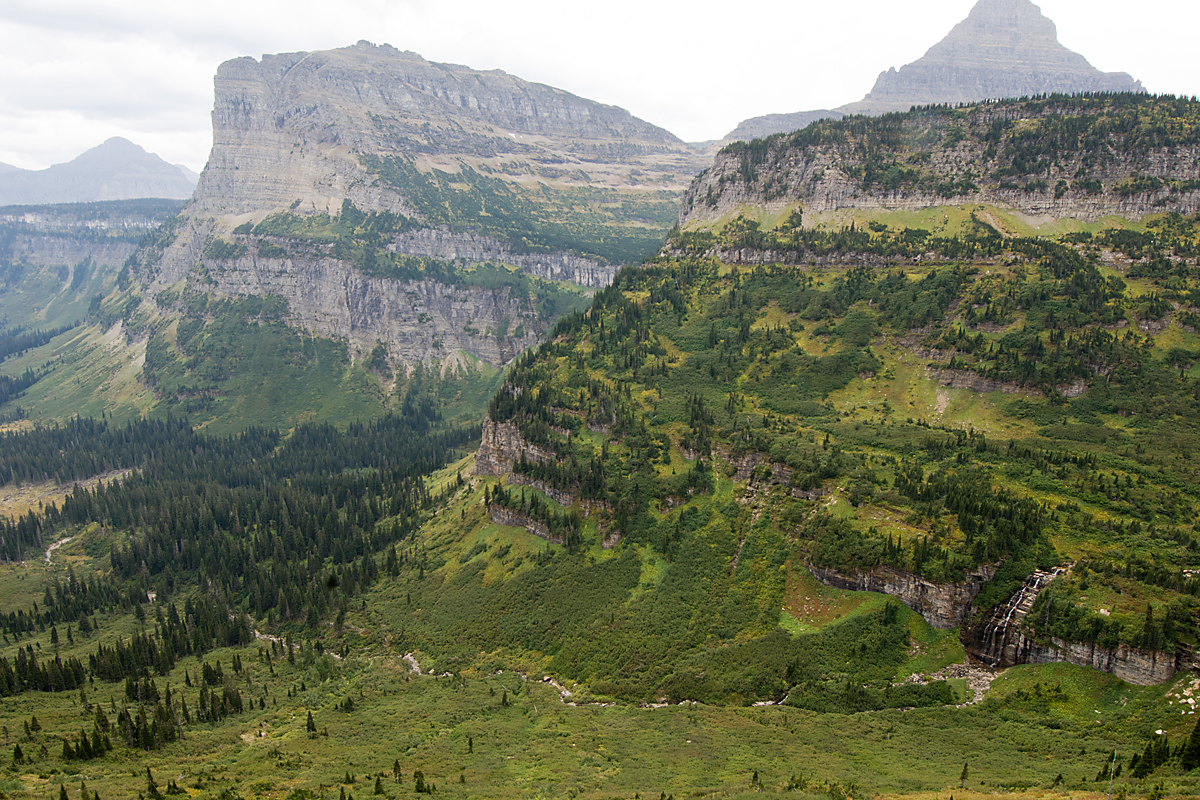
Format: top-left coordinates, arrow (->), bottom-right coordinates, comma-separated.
2,99 -> 1200,798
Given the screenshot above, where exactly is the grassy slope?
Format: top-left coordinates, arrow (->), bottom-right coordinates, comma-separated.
0,477 -> 1197,799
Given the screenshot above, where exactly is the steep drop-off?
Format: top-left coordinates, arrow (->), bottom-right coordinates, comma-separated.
682,95 -> 1200,235
129,41 -> 707,373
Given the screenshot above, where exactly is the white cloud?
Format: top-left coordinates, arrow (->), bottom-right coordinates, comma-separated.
0,0 -> 1195,173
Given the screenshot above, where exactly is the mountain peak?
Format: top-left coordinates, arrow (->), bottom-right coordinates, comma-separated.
838,0 -> 1142,115
0,138 -> 196,205
966,0 -> 1056,30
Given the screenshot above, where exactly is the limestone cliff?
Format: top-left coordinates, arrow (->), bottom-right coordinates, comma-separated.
680,96 -> 1200,230
0,200 -> 183,326
809,563 -> 998,630
133,42 -> 704,370
473,414 -> 555,476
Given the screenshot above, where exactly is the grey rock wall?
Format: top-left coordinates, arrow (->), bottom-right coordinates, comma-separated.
808,563 -> 998,630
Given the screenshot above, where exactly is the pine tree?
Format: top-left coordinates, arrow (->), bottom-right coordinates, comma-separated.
1183,717 -> 1200,772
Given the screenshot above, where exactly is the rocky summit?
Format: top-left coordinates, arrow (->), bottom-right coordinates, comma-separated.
724,0 -> 1142,143
130,41 -> 709,376
839,0 -> 1143,115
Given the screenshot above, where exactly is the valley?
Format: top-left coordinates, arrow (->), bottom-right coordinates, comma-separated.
0,4 -> 1199,797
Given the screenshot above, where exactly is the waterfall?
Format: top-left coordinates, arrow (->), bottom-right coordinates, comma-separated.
976,566 -> 1067,667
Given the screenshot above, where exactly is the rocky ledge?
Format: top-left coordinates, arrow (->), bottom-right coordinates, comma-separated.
809,563 -> 997,630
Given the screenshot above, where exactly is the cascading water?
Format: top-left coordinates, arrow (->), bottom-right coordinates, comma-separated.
975,566 -> 1068,667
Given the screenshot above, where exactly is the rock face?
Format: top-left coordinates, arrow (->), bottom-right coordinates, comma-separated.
192,41 -> 698,218
722,0 -> 1142,143
488,505 -> 559,544
680,98 -> 1200,230
960,568 -> 1180,685
809,563 -> 997,630
0,139 -> 196,205
202,253 -> 546,366
473,414 -> 555,477
722,110 -> 845,145
388,230 -> 618,289
840,0 -> 1141,116
136,42 -> 705,370
0,200 -> 183,305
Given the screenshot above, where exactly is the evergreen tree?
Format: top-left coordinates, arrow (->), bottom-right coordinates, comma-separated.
1183,718 -> 1200,772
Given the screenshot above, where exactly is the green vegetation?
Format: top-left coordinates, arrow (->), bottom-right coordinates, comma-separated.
362,155 -> 679,264
5,99 -> 1200,799
705,93 -> 1200,209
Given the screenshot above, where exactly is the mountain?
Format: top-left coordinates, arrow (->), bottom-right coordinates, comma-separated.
467,96 -> 1200,696
0,138 -> 198,205
723,0 -> 1143,143
722,109 -> 845,143
683,95 -> 1200,229
132,41 -> 707,370
1,90 -> 1200,800
839,0 -> 1142,115
1,42 -> 707,432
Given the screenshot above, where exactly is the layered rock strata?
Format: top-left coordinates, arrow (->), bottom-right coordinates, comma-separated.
680,104 -> 1200,229
473,414 -> 555,477
808,563 -> 998,630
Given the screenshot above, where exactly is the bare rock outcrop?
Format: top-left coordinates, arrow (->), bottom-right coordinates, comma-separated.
200,253 -> 543,365
681,119 -> 1200,228
1008,634 -> 1176,686
488,504 -> 559,544
809,563 -> 998,630
133,41 -> 707,370
473,414 -> 555,477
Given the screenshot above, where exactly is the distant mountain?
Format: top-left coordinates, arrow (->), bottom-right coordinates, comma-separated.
11,41 -> 709,432
723,0 -> 1142,143
0,138 -> 198,205
838,0 -> 1142,115
722,110 -> 844,144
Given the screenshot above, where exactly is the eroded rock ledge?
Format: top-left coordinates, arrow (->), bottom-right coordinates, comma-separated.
809,563 -> 998,630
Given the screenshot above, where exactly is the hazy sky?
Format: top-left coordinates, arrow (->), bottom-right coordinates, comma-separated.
1,0 -> 1196,173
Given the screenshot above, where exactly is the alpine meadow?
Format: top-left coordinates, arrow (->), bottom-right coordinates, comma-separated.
2,1 -> 1200,799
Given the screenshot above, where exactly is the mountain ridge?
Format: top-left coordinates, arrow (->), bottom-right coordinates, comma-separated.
722,0 -> 1143,145
0,138 -> 197,205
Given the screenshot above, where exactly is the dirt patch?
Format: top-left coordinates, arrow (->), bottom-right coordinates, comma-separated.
782,565 -> 877,630
0,469 -> 133,519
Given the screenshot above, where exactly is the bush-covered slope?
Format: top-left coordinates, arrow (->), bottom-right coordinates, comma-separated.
682,94 -> 1200,227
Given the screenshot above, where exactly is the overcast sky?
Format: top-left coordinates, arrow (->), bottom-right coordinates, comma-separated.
1,0 -> 1196,173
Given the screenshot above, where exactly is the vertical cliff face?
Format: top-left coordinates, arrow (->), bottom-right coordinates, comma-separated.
133,42 -> 705,372
808,564 -> 998,630
680,97 -> 1200,233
